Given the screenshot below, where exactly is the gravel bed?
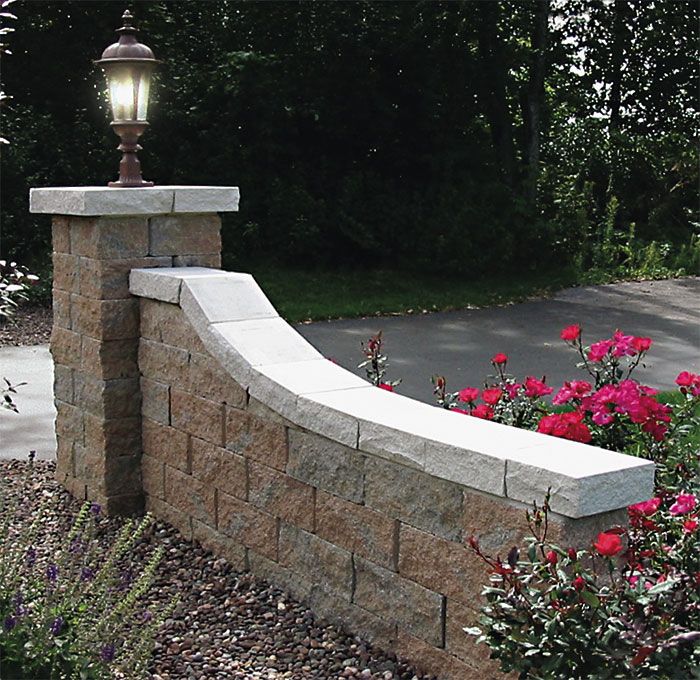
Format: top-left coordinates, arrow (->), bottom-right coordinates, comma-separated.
0,305 -> 53,347
1,460 -> 434,680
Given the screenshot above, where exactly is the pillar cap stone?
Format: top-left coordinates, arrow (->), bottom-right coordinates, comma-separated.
29,186 -> 239,216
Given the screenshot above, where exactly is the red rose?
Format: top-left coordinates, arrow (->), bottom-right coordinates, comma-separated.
471,404 -> 494,420
683,518 -> 698,533
545,550 -> 558,565
573,576 -> 585,591
567,548 -> 577,561
378,383 -> 394,392
482,388 -> 503,405
594,532 -> 623,557
560,324 -> 581,342
631,337 -> 652,353
458,387 -> 480,403
628,497 -> 662,517
491,353 -> 508,365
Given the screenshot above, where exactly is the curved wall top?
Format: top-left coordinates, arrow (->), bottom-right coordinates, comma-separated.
129,266 -> 655,519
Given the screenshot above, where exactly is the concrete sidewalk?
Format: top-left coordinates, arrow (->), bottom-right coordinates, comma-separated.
1,277 -> 698,461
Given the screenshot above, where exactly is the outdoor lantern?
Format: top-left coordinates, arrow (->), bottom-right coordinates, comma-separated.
96,9 -> 158,187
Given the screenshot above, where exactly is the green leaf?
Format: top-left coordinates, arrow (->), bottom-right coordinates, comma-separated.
581,591 -> 600,609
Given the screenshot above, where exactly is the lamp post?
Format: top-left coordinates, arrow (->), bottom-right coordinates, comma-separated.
96,9 -> 157,188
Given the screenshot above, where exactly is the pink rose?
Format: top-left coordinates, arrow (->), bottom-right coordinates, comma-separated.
457,387 -> 479,404
482,388 -> 503,406
594,532 -> 623,557
524,376 -> 553,399
471,404 -> 494,420
683,518 -> 698,533
560,324 -> 581,342
491,353 -> 508,365
553,380 -> 592,405
378,383 -> 394,392
628,497 -> 662,517
631,337 -> 652,353
588,339 -> 614,362
669,493 -> 697,516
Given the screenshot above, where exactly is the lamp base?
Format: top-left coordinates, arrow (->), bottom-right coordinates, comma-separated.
108,179 -> 154,188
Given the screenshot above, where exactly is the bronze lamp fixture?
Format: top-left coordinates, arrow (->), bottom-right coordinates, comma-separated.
96,9 -> 157,187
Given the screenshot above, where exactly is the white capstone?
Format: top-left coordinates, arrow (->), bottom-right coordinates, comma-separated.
295,393 -> 361,449
213,317 -> 322,368
29,185 -> 239,216
129,267 -> 231,304
424,444 -> 507,497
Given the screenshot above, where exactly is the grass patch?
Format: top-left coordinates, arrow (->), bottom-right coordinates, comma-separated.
239,263 -> 581,323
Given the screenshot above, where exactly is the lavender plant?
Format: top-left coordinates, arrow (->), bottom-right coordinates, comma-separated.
0,467 -> 174,679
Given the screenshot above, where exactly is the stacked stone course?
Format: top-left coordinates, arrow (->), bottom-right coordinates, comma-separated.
50,212 -> 221,514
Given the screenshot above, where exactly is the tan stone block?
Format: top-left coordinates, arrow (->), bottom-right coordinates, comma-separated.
84,413 -> 140,457
138,338 -> 189,387
186,352 -> 246,407
190,437 -> 247,499
81,336 -> 139,380
52,252 -> 80,293
141,377 -> 170,425
395,630 -> 480,680
139,299 -> 164,341
53,364 -> 74,403
164,465 -> 216,527
62,475 -> 87,502
51,327 -> 82,370
279,524 -> 353,599
142,418 -> 189,472
364,457 -> 464,541
444,600 -> 499,672
287,430 -> 364,503
226,407 -> 288,471
74,372 -> 140,419
55,400 -> 84,444
79,256 -> 171,300
149,214 -> 221,256
173,253 -> 221,268
52,289 -> 71,329
146,495 -> 192,540
92,492 -> 144,517
70,216 -> 149,259
354,556 -> 444,647
192,518 -> 247,570
316,490 -> 396,569
248,461 -> 314,531
52,216 -> 70,253
142,453 -> 165,499
75,448 -> 141,497
139,300 -> 207,353
548,508 -> 628,549
218,490 -> 278,560
55,436 -> 75,481
72,295 -> 139,341
171,389 -> 224,446
399,524 -> 487,604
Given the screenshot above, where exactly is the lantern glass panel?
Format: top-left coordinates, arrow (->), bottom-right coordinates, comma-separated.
106,64 -> 152,122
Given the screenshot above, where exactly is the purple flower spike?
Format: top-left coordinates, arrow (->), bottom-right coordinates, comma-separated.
46,563 -> 58,584
25,547 -> 37,567
4,616 -> 17,631
49,616 -> 64,636
89,502 -> 101,516
100,642 -> 116,662
80,567 -> 95,582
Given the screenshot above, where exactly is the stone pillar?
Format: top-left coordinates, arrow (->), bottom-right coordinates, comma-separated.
29,186 -> 239,514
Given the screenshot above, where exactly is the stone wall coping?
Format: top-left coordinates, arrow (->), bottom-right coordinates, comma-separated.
130,267 -> 655,518
29,186 -> 239,216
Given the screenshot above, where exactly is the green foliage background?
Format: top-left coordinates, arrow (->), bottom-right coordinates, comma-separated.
1,1 -> 698,280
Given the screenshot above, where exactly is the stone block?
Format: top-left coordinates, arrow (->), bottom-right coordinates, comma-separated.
141,453 -> 165,499
217,490 -> 278,560
138,338 -> 189,387
287,430 -> 365,503
84,413 -> 140,457
149,214 -> 221,256
71,296 -> 139,341
54,437 -> 75,481
171,186 -> 240,213
30,186 -> 174,216
55,400 -> 84,444
79,256 -> 171,300
75,448 -> 141,497
52,252 -> 80,293
398,524 -> 488,603
444,600 -> 496,670
81,336 -> 139,380
294,393 -> 360,449
52,289 -> 71,330
62,475 -> 88,502
173,253 -> 221,268
225,407 -> 288,471
186,352 -> 247,407
140,377 -> 170,425
171,389 -> 224,446
52,216 -> 70,253
74,372 -> 140,419
316,490 -> 397,570
93,492 -> 144,517
53,364 -> 74,403
138,299 -> 208,353
164,465 -> 216,527
50,327 -> 82,370
354,556 -> 445,647
191,518 -> 247,570
145,495 -> 193,540
364,457 -> 465,541
142,418 -> 189,473
395,630 -> 480,680
248,461 -> 314,531
279,524 -> 353,599
70,216 -> 149,259
190,437 -> 247,499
